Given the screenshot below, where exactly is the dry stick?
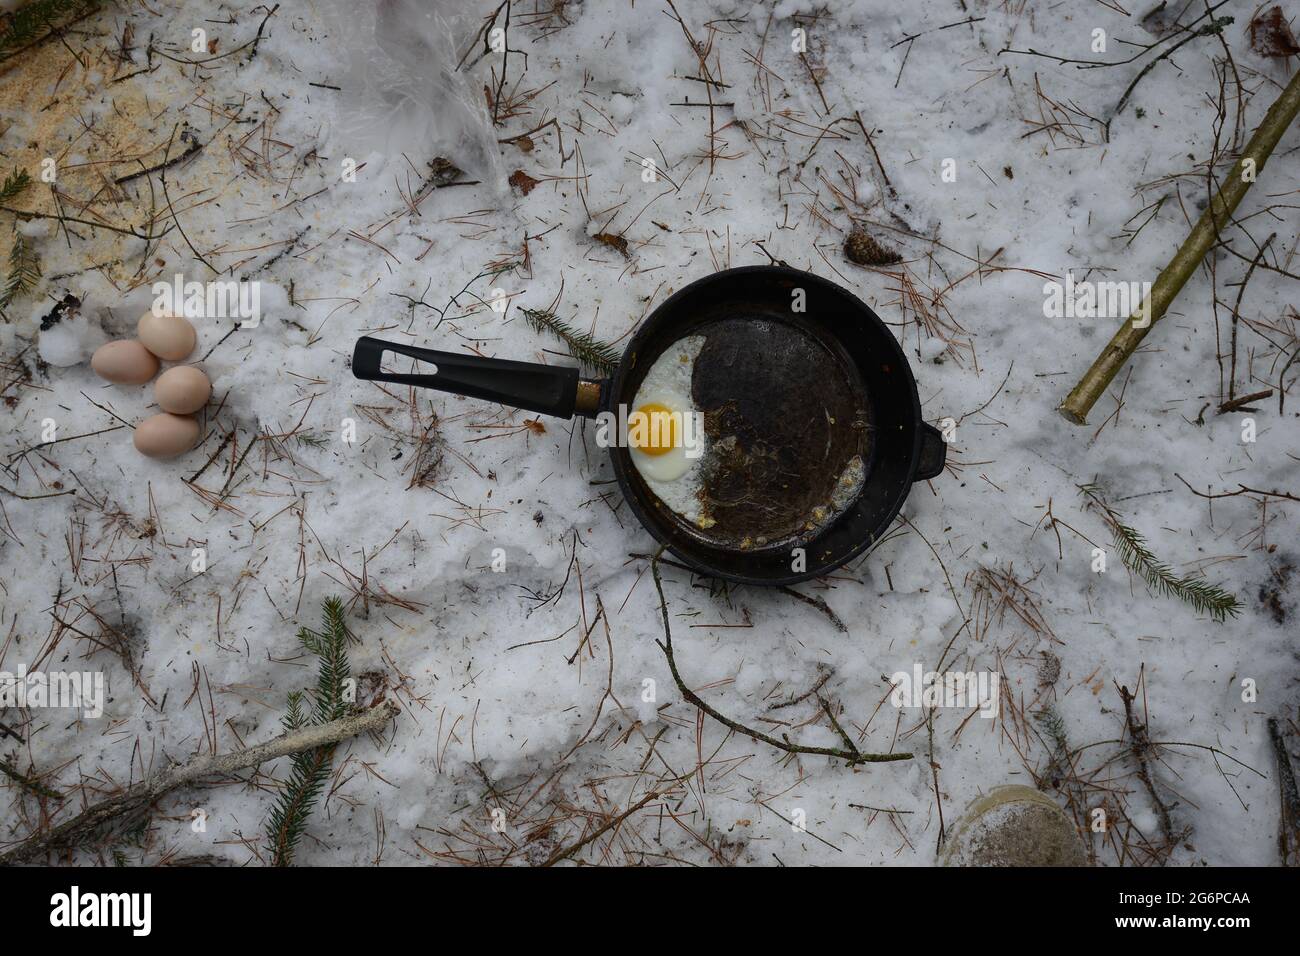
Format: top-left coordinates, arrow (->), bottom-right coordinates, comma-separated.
0,757 -> 63,800
1218,387 -> 1272,414
159,125 -> 217,277
0,205 -> 170,241
852,110 -> 895,198
1,485 -> 77,500
6,424 -> 126,464
1225,233 -> 1275,404
767,667 -> 833,710
0,701 -> 398,865
1266,717 -> 1300,865
1110,15 -> 1232,123
115,136 -> 204,186
1116,683 -> 1176,850
926,709 -> 945,852
629,551 -> 847,633
1173,472 -> 1300,503
541,788 -> 662,866
1059,68 -> 1300,424
650,555 -> 910,766
777,584 -> 847,633
1279,345 -> 1300,415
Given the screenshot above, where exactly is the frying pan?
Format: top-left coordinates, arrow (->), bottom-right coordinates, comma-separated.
353,266 -> 945,585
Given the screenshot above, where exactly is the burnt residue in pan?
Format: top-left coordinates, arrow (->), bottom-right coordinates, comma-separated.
678,315 -> 871,552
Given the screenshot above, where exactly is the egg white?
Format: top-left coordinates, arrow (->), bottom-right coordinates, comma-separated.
628,336 -> 707,523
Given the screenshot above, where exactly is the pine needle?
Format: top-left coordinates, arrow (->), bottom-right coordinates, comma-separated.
264,596 -> 354,866
1081,484 -> 1242,622
1,229 -> 42,319
0,168 -> 31,204
521,307 -> 619,375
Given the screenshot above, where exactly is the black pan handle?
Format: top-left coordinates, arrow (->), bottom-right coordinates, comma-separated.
914,422 -> 947,481
353,336 -> 602,419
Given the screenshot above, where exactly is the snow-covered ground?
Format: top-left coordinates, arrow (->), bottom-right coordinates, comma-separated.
1,0 -> 1296,865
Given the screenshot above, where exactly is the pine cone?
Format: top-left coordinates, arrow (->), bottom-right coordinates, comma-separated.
844,229 -> 902,266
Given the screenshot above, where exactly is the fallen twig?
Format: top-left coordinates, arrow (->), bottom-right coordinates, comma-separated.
541,789 -> 662,866
1267,717 -> 1300,866
1117,681 -> 1176,851
0,757 -> 63,801
0,701 -> 398,865
651,554 -> 909,766
1218,388 -> 1273,414
776,585 -> 847,633
1174,473 -> 1300,504
115,135 -> 204,185
1060,68 -> 1300,423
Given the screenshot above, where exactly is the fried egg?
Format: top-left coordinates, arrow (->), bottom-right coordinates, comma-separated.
628,336 -> 707,522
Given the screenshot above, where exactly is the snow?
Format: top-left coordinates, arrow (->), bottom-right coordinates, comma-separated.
36,312 -> 106,367
0,0 -> 1296,866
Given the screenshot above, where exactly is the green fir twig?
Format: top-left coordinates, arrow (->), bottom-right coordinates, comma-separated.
522,307 -> 619,375
1082,484 -> 1242,622
1034,707 -> 1069,757
264,596 -> 354,866
1,230 -> 42,319
0,169 -> 32,204
0,0 -> 98,61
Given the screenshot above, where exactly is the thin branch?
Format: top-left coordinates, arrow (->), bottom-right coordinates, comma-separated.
651,554 -> 909,766
0,702 -> 398,864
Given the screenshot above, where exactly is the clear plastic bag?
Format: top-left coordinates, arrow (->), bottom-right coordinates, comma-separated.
316,0 -> 503,185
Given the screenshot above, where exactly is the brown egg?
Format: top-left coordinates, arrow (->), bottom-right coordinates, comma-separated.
137,310 -> 196,361
133,413 -> 200,459
154,365 -> 212,414
90,339 -> 159,385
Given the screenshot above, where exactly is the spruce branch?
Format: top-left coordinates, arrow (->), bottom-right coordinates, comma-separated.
0,169 -> 31,205
0,702 -> 397,865
522,307 -> 619,375
1,229 -> 42,319
264,596 -> 355,866
304,595 -> 352,724
0,0 -> 98,62
1032,705 -> 1075,796
1109,518 -> 1241,620
1034,707 -> 1068,752
283,690 -> 307,733
1082,484 -> 1242,622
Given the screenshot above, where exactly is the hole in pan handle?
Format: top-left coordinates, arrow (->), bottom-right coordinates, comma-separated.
352,336 -> 604,419
914,422 -> 947,482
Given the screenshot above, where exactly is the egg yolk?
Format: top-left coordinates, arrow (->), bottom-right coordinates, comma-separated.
631,402 -> 678,456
